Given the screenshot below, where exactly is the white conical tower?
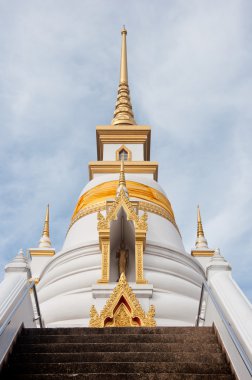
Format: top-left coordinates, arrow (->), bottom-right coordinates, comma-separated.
191,206 -> 215,263
29,204 -> 55,284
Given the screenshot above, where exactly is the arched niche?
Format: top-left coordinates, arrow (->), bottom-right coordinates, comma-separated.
96,189 -> 148,284
110,207 -> 135,282
115,144 -> 132,161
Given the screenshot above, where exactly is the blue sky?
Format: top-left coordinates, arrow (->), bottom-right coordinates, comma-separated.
0,0 -> 252,301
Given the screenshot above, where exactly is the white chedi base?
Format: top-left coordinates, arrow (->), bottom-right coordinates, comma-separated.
37,239 -> 204,327
36,174 -> 204,327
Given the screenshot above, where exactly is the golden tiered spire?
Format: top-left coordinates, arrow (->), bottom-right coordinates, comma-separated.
112,26 -> 136,126
117,159 -> 128,197
197,205 -> 205,238
119,159 -> 126,187
39,204 -> 52,248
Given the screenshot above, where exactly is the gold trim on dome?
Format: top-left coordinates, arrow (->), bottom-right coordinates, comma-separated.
89,273 -> 156,328
191,250 -> 215,257
89,161 -> 158,181
97,190 -> 148,232
68,199 -> 180,234
71,180 -> 174,223
69,202 -> 107,231
138,201 -> 180,235
115,144 -> 132,161
29,249 -> 55,256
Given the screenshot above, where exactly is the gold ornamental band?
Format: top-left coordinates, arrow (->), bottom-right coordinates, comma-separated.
72,181 -> 174,220
69,199 -> 179,233
70,180 -> 177,231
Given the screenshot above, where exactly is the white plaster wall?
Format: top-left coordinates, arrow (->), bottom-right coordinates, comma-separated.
146,213 -> 185,252
0,274 -> 36,365
193,256 -> 213,272
204,284 -> 252,380
207,271 -> 252,363
30,256 -> 53,280
37,242 -> 204,327
103,144 -> 144,161
63,213 -> 99,251
63,210 -> 184,254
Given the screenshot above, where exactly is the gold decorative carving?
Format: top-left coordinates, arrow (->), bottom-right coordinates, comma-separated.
69,199 -> 179,233
89,273 -> 156,328
104,189 -> 148,232
72,180 -> 174,223
138,201 -> 180,234
97,188 -> 148,284
97,211 -> 108,230
97,223 -> 110,283
68,202 -> 106,231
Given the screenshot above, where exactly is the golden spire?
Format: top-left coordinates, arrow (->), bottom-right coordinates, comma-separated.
39,204 -> 52,248
195,205 -> 208,249
197,205 -> 204,238
112,26 -> 136,126
119,159 -> 126,187
117,159 -> 128,197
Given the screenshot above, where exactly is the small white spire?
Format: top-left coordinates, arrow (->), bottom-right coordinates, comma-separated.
5,248 -> 31,275
39,204 -> 52,248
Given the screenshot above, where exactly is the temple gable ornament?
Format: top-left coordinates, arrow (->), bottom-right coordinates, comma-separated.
89,273 -> 156,328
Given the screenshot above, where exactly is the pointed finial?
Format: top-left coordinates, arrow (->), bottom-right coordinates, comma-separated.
195,205 -> 208,249
112,27 -> 136,126
120,25 -> 128,84
119,159 -> 126,187
39,204 -> 52,248
116,159 -> 129,197
197,205 -> 204,238
43,204 -> 50,238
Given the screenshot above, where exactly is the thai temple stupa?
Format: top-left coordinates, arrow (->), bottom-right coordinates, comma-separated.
0,28 -> 251,379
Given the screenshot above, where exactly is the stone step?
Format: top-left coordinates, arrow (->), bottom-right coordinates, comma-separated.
6,361 -> 232,375
1,373 -> 235,380
18,333 -> 218,344
11,351 -> 227,364
17,341 -> 222,353
22,327 -> 214,336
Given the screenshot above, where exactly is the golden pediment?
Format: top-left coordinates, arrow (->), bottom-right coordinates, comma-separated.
89,273 -> 156,328
97,188 -> 148,232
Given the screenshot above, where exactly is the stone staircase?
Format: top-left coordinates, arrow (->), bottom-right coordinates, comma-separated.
1,326 -> 235,379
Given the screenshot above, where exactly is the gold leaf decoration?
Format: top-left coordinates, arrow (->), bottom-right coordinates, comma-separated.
89,273 -> 156,328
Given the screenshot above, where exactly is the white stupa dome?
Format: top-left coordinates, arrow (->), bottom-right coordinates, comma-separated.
63,173 -> 185,254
